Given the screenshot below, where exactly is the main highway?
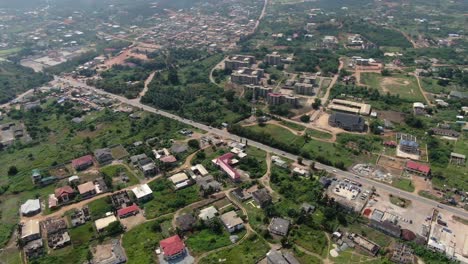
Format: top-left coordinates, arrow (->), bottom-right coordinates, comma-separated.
57,76 -> 468,220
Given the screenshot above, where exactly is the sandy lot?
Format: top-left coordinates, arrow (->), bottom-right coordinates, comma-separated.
120,213 -> 146,230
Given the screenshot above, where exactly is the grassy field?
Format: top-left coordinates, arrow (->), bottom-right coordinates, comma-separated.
280,120 -> 307,131
243,124 -> 354,167
186,229 -> 240,254
291,225 -> 329,257
34,244 -> 92,264
0,48 -> 20,57
87,197 -> 113,220
361,73 -> 425,101
69,222 -> 96,246
100,164 -> 140,188
122,217 -> 172,264
347,221 -> 392,247
0,248 -> 22,264
202,234 -> 270,264
391,178 -> 415,192
246,124 -> 304,147
306,129 -> 333,140
332,249 -> 388,264
144,179 -> 201,219
293,247 -> 323,264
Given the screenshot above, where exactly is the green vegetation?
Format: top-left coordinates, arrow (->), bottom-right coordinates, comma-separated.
144,179 -> 201,218
348,220 -> 392,247
122,217 -> 172,264
33,245 -> 92,264
332,249 -> 389,264
91,63 -> 151,99
0,249 -> 22,264
346,22 -> 412,48
0,61 -> 52,103
202,234 -> 270,264
293,248 -> 323,264
360,73 -> 424,102
186,229 -> 235,254
69,222 -> 95,246
100,164 -> 140,189
230,124 -> 355,168
391,178 -> 415,192
291,225 -> 328,257
143,54 -> 251,127
88,197 -> 113,220
389,194 -> 411,208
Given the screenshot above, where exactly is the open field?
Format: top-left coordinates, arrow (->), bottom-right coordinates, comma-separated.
391,178 -> 415,192
0,48 -> 21,57
187,229 -> 244,255
291,225 -> 328,257
202,234 -> 270,264
122,216 -> 172,264
361,73 -> 425,101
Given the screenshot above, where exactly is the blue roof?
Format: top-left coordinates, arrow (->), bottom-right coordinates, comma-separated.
400,140 -> 419,148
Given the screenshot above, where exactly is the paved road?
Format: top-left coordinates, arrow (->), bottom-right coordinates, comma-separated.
56,76 -> 468,220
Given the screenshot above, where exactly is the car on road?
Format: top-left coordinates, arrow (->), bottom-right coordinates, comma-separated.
332,169 -> 337,172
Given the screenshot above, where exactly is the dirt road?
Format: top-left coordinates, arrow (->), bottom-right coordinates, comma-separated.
320,59 -> 344,105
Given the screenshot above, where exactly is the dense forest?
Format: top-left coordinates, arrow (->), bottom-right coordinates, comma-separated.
0,62 -> 52,104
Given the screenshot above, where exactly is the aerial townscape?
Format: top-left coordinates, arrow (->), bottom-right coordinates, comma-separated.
0,0 -> 467,263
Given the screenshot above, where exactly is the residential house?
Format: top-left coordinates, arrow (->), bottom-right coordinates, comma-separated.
450,152 -> 466,166
21,199 -> 41,216
191,164 -> 209,177
391,243 -> 414,264
328,112 -> 366,132
268,217 -> 290,236
41,218 -> 70,249
430,128 -> 460,138
21,220 -> 41,243
176,214 -> 197,232
252,188 -> 272,208
160,235 -> 186,260
199,206 -> 218,221
70,207 -> 91,227
95,214 -> 118,232
349,234 -> 380,256
266,250 -> 300,264
232,187 -> 252,201
117,204 -> 140,219
77,181 -> 97,198
132,184 -> 153,202
319,177 -> 332,188
31,169 -> 42,184
399,140 -> 419,154
300,203 -> 315,214
405,161 -> 431,177
54,186 -> 75,203
111,191 -> 132,209
71,155 -> 94,171
220,211 -> 244,233
94,148 -> 114,164
196,175 -> 222,193
23,239 -> 44,259
169,172 -> 192,190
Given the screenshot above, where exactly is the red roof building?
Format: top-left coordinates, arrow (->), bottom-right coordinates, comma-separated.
160,235 -> 186,260
72,155 -> 94,171
160,155 -> 177,163
117,204 -> 140,218
214,153 -> 240,181
54,186 -> 75,203
405,160 -> 430,176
